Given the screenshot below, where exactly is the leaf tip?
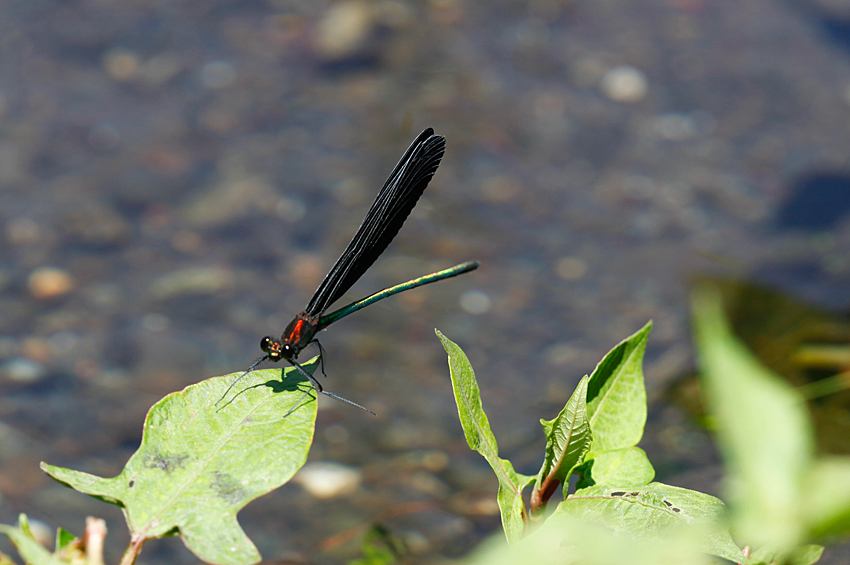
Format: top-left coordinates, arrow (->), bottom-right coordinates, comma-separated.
435,328 -> 457,354
634,320 -> 653,343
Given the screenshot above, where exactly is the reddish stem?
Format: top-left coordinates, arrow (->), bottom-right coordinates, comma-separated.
530,475 -> 561,518
119,535 -> 146,565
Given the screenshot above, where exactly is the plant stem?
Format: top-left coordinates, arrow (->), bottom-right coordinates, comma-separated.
118,536 -> 145,565
84,517 -> 107,565
530,476 -> 561,518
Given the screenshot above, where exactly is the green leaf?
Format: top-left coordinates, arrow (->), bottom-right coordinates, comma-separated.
556,483 -> 743,563
692,288 -> 813,551
53,529 -> 83,565
578,446 -> 655,489
437,330 -> 533,544
803,457 -> 850,539
0,550 -> 16,565
0,515 -> 64,565
791,545 -> 825,565
748,543 -> 824,565
42,363 -> 319,565
54,529 -> 75,553
17,515 -> 32,540
497,462 -> 536,543
348,524 -> 404,565
586,322 -> 651,455
536,376 -> 591,494
465,515 -> 715,565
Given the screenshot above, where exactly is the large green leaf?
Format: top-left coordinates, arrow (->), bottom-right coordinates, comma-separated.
692,288 -> 813,551
437,330 -> 534,544
41,363 -> 319,565
585,322 -> 651,455
556,483 -> 743,563
537,376 -> 591,485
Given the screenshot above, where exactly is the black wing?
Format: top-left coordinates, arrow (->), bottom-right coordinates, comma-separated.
304,128 -> 446,316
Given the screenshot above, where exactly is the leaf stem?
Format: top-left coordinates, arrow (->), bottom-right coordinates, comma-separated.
119,535 -> 145,565
530,475 -> 560,518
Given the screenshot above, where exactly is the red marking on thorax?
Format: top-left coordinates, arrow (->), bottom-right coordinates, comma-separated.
286,319 -> 306,344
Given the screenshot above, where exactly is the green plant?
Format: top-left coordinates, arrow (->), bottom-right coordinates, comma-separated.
437,286 -> 850,564
3,285 -> 850,565
1,360 -> 321,565
437,323 -> 744,564
693,286 -> 850,563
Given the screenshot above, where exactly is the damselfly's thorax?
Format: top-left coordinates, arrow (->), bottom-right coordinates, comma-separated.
260,311 -> 320,361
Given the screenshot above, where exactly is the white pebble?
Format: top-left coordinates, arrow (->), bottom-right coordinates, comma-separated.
293,462 -> 361,499
601,65 -> 648,103
2,358 -> 47,383
459,290 -> 492,315
314,1 -> 372,58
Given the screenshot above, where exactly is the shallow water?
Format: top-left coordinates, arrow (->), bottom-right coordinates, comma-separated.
1,0 -> 850,563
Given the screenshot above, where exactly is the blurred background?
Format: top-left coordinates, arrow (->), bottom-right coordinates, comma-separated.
1,0 -> 850,563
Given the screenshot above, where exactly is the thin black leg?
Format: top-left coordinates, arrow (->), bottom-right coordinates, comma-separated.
286,359 -> 375,416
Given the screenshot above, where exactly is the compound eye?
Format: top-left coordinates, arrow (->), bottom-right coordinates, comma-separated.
260,336 -> 273,352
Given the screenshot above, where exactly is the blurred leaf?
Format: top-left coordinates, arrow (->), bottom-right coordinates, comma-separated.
803,457 -> 850,539
586,322 -> 651,455
699,279 -> 850,455
692,287 -> 813,551
465,513 -> 714,565
437,330 -> 534,543
348,524 -> 404,565
0,550 -> 15,565
0,515 -> 63,565
52,527 -> 82,565
748,543 -> 824,565
555,483 -> 743,563
41,363 -> 319,565
788,545 -> 824,565
536,376 -> 591,488
17,515 -> 32,540
54,529 -> 75,553
796,370 -> 850,401
577,447 -> 655,490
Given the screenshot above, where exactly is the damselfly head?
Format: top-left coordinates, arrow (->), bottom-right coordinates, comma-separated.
260,335 -> 282,361
260,335 -> 298,361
